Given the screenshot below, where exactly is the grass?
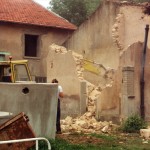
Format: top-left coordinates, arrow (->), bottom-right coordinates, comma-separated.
29,133 -> 150,150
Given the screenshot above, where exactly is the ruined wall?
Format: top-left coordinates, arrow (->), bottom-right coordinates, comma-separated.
99,2 -> 150,121
46,44 -> 87,118
64,0 -> 120,69
62,1 -> 150,122
120,42 -> 143,119
96,69 -> 121,122
0,23 -> 73,77
0,83 -> 58,138
113,4 -> 150,52
62,1 -> 121,121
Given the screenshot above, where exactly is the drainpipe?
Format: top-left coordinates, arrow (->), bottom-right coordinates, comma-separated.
140,24 -> 149,119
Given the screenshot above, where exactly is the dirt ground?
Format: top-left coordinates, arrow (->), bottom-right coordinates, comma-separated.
55,131 -> 145,146
56,133 -> 105,145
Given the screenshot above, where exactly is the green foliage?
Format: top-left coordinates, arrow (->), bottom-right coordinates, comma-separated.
49,0 -> 101,26
120,114 -> 147,133
29,138 -> 104,150
29,132 -> 150,150
50,0 -> 150,26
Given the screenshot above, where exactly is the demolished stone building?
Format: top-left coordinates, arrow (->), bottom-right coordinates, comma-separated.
48,0 -> 150,124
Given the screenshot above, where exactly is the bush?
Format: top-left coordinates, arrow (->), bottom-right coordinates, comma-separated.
120,114 -> 147,133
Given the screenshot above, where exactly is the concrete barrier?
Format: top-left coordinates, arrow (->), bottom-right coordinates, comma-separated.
0,83 -> 58,139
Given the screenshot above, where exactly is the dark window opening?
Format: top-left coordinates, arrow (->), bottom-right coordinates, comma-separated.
25,34 -> 38,57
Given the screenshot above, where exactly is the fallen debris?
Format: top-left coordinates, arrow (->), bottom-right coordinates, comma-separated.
49,44 -> 118,134
140,128 -> 150,140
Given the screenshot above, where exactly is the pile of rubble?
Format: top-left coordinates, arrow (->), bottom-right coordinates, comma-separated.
50,43 -> 68,54
50,43 -> 119,134
61,80 -> 118,134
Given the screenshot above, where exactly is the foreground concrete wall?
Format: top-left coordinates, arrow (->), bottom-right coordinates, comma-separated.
0,83 -> 58,138
0,23 -> 73,77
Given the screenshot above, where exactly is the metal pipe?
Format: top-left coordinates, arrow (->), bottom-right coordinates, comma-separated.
0,137 -> 51,150
36,140 -> 39,150
140,24 -> 149,119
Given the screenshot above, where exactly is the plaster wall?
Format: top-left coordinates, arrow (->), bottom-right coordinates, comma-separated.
109,3 -> 150,121
120,42 -> 143,119
97,3 -> 150,121
118,5 -> 150,50
0,83 -> 58,138
64,1 -> 120,69
46,49 -> 87,118
0,23 -> 73,77
64,1 -> 150,121
96,69 -> 121,122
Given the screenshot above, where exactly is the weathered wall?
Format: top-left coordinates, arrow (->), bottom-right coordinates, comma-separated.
96,69 -> 121,122
64,1 -> 120,69
0,23 -> 73,77
113,4 -> 150,51
46,45 -> 87,118
110,3 -> 150,121
63,0 -> 121,121
63,0 -> 150,122
0,83 -> 58,138
120,42 -> 143,118
0,15 -> 87,125
120,42 -> 150,121
97,2 -> 150,121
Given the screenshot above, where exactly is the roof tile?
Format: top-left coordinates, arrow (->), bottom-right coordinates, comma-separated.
0,0 -> 77,30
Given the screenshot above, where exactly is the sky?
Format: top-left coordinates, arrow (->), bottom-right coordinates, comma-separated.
33,0 -> 50,8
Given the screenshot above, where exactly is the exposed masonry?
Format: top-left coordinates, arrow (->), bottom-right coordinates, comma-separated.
112,13 -> 124,51
50,44 -> 117,134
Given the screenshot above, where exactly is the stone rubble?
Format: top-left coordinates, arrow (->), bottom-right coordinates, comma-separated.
50,44 -> 117,133
49,43 -> 68,54
72,51 -> 84,80
50,43 -> 119,134
60,60 -> 117,134
140,128 -> 150,140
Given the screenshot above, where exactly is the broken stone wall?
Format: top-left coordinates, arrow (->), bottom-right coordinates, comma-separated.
64,0 -> 120,69
63,0 -> 121,121
46,44 -> 87,118
120,42 -> 143,119
62,0 -> 150,122
113,3 -> 150,52
112,3 -> 150,121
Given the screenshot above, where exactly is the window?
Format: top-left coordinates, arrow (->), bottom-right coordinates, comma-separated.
25,34 -> 39,57
14,64 -> 30,81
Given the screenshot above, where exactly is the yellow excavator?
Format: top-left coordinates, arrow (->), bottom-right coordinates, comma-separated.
0,52 -> 32,83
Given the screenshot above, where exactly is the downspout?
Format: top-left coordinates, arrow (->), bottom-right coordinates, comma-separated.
140,24 -> 149,119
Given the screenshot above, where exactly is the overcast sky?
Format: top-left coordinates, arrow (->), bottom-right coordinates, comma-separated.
33,0 -> 50,8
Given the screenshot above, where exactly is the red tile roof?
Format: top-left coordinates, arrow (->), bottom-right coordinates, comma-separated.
0,0 -> 77,30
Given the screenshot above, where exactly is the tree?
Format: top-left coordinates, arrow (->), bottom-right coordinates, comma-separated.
49,0 -> 101,26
